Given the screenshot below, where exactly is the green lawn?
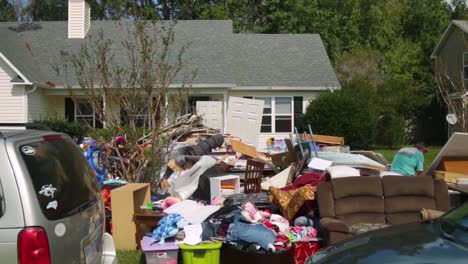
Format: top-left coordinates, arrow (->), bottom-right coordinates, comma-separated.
117,250 -> 144,264
372,146 -> 442,169
116,146 -> 443,263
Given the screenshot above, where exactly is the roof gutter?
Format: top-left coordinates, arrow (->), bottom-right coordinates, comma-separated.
23,85 -> 38,123
0,51 -> 31,84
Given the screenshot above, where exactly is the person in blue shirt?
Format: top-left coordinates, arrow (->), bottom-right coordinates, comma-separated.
390,143 -> 428,176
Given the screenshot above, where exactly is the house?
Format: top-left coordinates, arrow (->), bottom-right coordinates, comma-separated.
0,0 -> 340,149
431,20 -> 468,89
431,20 -> 468,131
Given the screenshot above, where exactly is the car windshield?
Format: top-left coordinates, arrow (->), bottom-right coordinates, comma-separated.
439,202 -> 468,244
19,137 -> 100,221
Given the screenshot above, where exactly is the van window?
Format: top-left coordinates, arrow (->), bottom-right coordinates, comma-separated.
19,137 -> 100,220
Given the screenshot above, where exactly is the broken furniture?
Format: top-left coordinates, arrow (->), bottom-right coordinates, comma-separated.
244,159 -> 265,193
317,176 -> 450,245
209,175 -> 241,200
134,209 -> 167,249
111,183 -> 151,250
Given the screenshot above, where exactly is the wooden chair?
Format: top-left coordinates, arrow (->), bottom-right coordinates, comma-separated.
244,159 -> 264,193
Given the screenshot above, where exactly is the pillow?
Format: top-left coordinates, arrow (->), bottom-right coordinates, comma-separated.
270,184 -> 315,221
421,208 -> 445,220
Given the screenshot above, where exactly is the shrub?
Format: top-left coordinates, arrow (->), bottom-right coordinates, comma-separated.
36,117 -> 88,142
302,91 -> 377,149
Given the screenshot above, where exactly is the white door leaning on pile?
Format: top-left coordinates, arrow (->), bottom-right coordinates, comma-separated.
226,97 -> 264,147
196,101 -> 224,131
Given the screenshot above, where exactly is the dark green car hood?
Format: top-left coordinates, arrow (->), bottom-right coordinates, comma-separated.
309,221 -> 468,264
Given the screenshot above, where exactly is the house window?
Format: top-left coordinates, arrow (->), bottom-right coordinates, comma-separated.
255,97 -> 272,133
275,97 -> 292,132
75,99 -> 95,127
120,99 -> 151,128
464,53 -> 468,80
250,96 -> 303,133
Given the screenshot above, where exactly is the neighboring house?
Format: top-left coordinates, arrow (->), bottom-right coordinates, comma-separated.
431,20 -> 468,89
0,0 -> 340,149
431,20 -> 468,131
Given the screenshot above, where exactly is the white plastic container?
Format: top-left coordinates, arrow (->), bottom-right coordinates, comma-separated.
141,237 -> 178,264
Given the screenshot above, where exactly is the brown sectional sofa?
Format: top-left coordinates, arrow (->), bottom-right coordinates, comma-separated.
317,176 -> 450,245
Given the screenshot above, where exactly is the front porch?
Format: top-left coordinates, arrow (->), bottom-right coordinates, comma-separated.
29,87 -> 320,149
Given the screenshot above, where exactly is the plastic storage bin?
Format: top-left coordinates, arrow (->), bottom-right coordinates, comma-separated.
141,236 -> 178,264
179,242 -> 223,264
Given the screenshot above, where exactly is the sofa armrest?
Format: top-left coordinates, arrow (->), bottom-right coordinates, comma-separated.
320,217 -> 350,233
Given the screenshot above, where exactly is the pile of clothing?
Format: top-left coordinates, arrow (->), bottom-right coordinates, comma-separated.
145,200 -> 318,255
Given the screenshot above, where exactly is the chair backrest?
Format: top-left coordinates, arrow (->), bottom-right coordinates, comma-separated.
244,159 -> 264,193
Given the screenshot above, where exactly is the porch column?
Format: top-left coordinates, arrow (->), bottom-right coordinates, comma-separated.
165,92 -> 169,125
223,90 -> 228,134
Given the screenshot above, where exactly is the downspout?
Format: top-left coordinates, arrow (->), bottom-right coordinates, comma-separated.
24,84 -> 38,123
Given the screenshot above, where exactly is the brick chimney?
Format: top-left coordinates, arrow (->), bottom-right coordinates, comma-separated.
68,0 -> 90,39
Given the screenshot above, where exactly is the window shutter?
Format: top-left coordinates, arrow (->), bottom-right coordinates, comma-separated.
294,96 -> 304,132
65,97 -> 75,123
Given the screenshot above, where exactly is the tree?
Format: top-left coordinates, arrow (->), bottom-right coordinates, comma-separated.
0,0 -> 16,22
435,62 -> 468,132
8,0 -> 25,21
303,91 -> 377,149
56,17 -> 195,184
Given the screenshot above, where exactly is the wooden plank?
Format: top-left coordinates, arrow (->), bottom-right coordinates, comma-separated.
231,140 -> 258,158
303,134 -> 344,145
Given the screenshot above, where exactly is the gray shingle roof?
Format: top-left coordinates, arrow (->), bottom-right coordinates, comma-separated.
431,20 -> 468,59
0,20 -> 340,88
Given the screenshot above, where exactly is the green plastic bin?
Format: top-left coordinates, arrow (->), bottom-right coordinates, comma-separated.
179,242 -> 223,264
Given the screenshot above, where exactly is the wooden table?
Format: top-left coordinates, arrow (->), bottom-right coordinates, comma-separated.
133,209 -> 166,249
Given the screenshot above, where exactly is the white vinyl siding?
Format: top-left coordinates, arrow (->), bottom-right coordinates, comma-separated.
84,2 -> 91,35
28,93 -> 65,122
68,0 -> 86,39
0,63 -> 25,123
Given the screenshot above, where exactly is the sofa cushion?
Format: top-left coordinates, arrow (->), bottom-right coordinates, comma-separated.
386,212 -> 422,225
335,196 -> 384,215
382,176 -> 434,197
350,223 -> 390,235
385,196 -> 436,214
332,176 -> 383,199
337,213 -> 386,226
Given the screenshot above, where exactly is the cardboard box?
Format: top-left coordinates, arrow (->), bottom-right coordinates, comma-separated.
111,183 -> 151,250
437,157 -> 468,175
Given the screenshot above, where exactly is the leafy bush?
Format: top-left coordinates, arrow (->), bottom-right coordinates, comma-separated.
35,117 -> 88,142
302,91 -> 377,149
375,115 -> 406,148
